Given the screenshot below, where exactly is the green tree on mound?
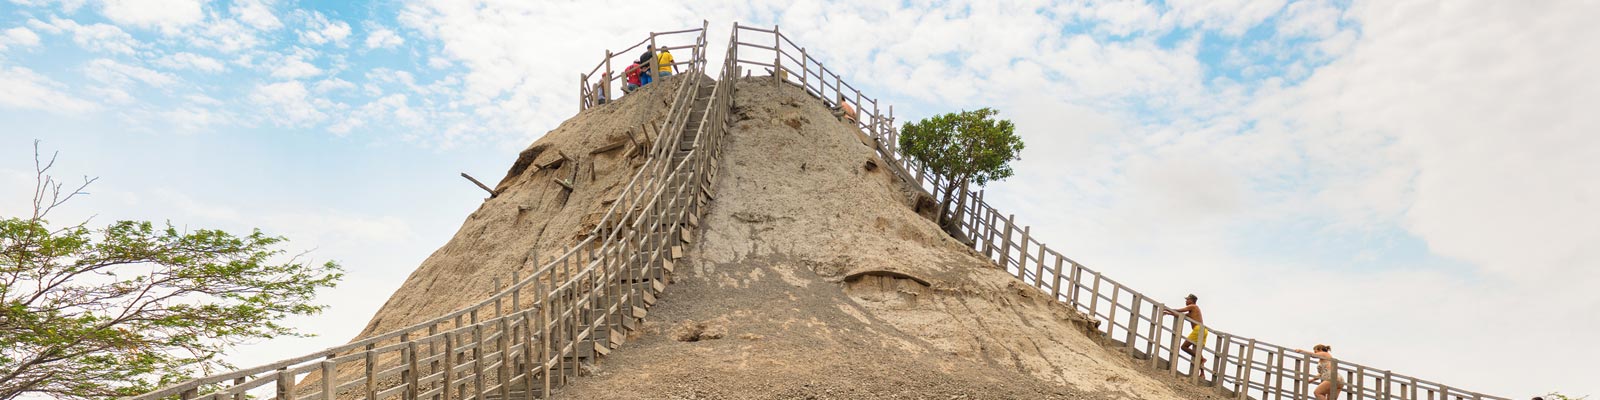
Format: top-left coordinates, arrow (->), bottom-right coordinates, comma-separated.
898,107 -> 1024,232
0,142 -> 343,400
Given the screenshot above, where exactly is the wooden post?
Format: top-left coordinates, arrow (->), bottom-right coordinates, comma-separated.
472,324 -> 485,399
275,367 -> 291,400
1145,302 -> 1159,368
1356,365 -> 1367,400
1050,257 -> 1065,300
1000,214 -> 1015,274
1107,286 -> 1120,339
1089,271 -> 1102,322
772,25 -> 781,84
1190,324 -> 1205,384
1067,263 -> 1082,306
405,339 -> 420,400
1167,312 -> 1182,375
1034,244 -> 1047,290
364,345 -> 377,400
1125,294 -> 1141,354
1274,347 -> 1287,400
1237,338 -> 1256,400
1384,370 -> 1394,400
1018,225 -> 1031,281
800,47 -> 808,90
497,318 -> 511,400
604,50 -> 614,103
441,332 -> 453,400
1213,334 -> 1231,390
649,33 -> 658,79
320,360 -> 336,400
578,73 -> 587,112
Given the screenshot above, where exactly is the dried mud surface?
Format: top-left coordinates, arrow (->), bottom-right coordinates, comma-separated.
551,79 -> 1226,400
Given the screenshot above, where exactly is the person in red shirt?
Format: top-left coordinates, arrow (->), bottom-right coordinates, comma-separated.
624,61 -> 643,93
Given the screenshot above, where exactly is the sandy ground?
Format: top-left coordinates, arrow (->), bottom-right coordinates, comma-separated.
549,78 -> 1226,399
349,75 -> 691,339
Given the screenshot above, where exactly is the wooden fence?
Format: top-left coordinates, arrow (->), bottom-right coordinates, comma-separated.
131,22 -> 1507,400
578,21 -> 709,112
130,25 -> 733,400
729,22 -> 1508,400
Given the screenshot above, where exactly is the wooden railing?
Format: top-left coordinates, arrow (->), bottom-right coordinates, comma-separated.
729,23 -> 1508,400
131,26 -> 731,400
578,21 -> 709,112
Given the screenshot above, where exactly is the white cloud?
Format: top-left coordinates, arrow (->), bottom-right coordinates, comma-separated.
159,106 -> 227,133
364,26 -> 403,49
27,17 -> 139,54
99,0 -> 206,33
270,55 -> 323,79
232,0 -> 282,30
249,80 -> 327,126
0,66 -> 98,114
8,0 -> 88,12
192,18 -> 262,52
313,77 -> 355,93
299,11 -> 351,46
85,58 -> 177,87
0,27 -> 43,51
156,51 -> 226,72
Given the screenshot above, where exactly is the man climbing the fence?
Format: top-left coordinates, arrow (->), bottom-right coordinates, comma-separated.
1163,294 -> 1207,369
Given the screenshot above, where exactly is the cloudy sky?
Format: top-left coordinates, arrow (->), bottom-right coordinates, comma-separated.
2,0 -> 1595,396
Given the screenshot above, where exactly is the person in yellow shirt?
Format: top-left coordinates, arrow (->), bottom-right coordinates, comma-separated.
657,48 -> 676,77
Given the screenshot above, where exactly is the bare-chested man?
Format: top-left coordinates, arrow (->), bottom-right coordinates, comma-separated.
1163,294 -> 1206,367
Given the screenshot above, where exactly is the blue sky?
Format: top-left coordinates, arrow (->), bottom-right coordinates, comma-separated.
3,0 -> 1596,396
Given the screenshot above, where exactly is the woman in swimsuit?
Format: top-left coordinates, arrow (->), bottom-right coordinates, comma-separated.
1295,344 -> 1344,400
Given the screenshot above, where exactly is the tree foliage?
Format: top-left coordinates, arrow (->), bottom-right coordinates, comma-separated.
898,107 -> 1024,187
0,142 -> 343,399
898,108 -> 1025,227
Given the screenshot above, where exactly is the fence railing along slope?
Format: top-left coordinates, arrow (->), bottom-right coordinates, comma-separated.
130,25 -> 734,400
727,22 -> 1507,400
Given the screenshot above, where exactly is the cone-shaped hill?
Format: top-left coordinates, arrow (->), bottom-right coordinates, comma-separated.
352,76 -> 1220,399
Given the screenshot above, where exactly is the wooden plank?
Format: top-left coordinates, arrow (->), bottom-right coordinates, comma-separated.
671,246 -> 684,259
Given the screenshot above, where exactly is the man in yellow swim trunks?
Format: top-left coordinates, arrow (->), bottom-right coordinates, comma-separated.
1163,294 -> 1207,368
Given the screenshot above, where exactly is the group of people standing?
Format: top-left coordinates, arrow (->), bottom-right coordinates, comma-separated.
590,45 -> 678,106
623,45 -> 677,94
1164,294 -> 1345,400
